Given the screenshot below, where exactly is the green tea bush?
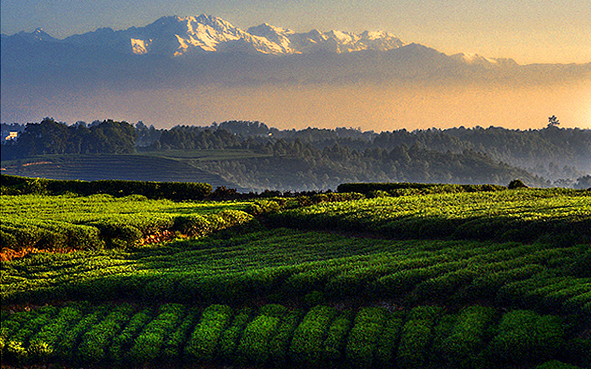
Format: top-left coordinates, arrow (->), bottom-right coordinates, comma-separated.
185,304 -> 233,361
55,305 -> 110,362
535,360 -> 583,369
173,215 -> 212,236
322,310 -> 354,365
468,264 -> 546,299
337,182 -> 505,195
487,310 -> 565,365
396,306 -> 442,369
272,188 -> 590,245
236,310 -> 283,364
3,306 -> 58,363
429,313 -> 458,367
0,230 -> 18,249
129,304 -> 185,363
109,308 -> 154,362
161,307 -> 200,360
1,193 -> 258,253
0,222 -> 62,251
567,249 -> 591,278
268,309 -> 304,365
285,267 -> 342,296
1,174 -> 213,199
92,223 -> 143,249
410,269 -> 478,304
367,190 -> 390,198
373,263 -> 459,297
174,210 -> 253,237
218,307 -> 252,362
77,303 -> 134,362
25,305 -> 84,362
302,290 -> 326,307
297,192 -> 365,207
434,305 -> 497,368
289,305 -> 337,365
1,314 -> 23,352
374,311 -> 405,367
218,209 -> 254,226
345,307 -> 388,368
246,200 -> 281,215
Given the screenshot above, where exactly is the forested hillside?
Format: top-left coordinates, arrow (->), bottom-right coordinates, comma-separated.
2,118 -> 590,191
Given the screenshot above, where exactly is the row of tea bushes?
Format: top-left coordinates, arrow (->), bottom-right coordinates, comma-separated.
337,182 -> 507,196
4,230 -> 589,321
1,208 -> 253,251
1,302 -> 589,368
1,174 -> 213,200
271,188 -> 591,244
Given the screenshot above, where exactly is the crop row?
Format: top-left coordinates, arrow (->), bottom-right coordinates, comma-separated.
3,229 -> 590,318
270,188 -> 591,244
1,194 -> 253,252
1,302 -> 588,369
336,182 -> 506,196
1,174 -> 212,200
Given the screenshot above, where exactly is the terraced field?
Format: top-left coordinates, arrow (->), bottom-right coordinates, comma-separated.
1,153 -> 239,189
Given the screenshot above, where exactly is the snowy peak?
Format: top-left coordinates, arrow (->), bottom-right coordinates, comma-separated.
14,28 -> 58,43
451,53 -> 518,68
247,23 -> 295,53
160,15 -> 407,56
3,15 -> 407,57
44,14 -> 405,56
138,15 -> 407,56
123,14 -> 285,55
247,23 -> 295,38
247,23 -> 405,55
358,30 -> 405,51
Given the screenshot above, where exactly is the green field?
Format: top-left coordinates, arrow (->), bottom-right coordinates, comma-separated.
1,194 -> 253,251
1,181 -> 590,368
271,189 -> 591,244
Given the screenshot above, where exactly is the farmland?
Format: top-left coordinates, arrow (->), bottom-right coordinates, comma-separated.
1,177 -> 590,368
0,152 -> 241,189
1,193 -> 253,256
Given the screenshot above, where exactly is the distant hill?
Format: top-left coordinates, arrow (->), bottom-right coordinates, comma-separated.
0,154 -> 243,190
5,119 -> 588,191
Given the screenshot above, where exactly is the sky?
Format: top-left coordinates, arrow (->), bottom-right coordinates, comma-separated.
1,0 -> 590,130
2,0 -> 591,65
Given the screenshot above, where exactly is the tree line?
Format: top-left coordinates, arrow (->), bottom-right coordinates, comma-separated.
1,118 -> 136,158
1,118 -> 589,190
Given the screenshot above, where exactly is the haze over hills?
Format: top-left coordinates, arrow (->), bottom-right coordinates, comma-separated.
1,15 -> 590,129
2,118 -> 590,191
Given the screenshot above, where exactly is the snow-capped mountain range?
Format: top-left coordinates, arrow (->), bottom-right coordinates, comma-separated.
2,14 -> 590,135
4,14 -> 419,57
2,14 -> 589,88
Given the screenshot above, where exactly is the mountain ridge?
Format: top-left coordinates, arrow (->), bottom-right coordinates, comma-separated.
5,14 -> 589,69
0,14 -> 427,59
2,14 -> 590,130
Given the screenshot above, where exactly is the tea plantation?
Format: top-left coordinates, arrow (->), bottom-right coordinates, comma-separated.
1,176 -> 590,368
